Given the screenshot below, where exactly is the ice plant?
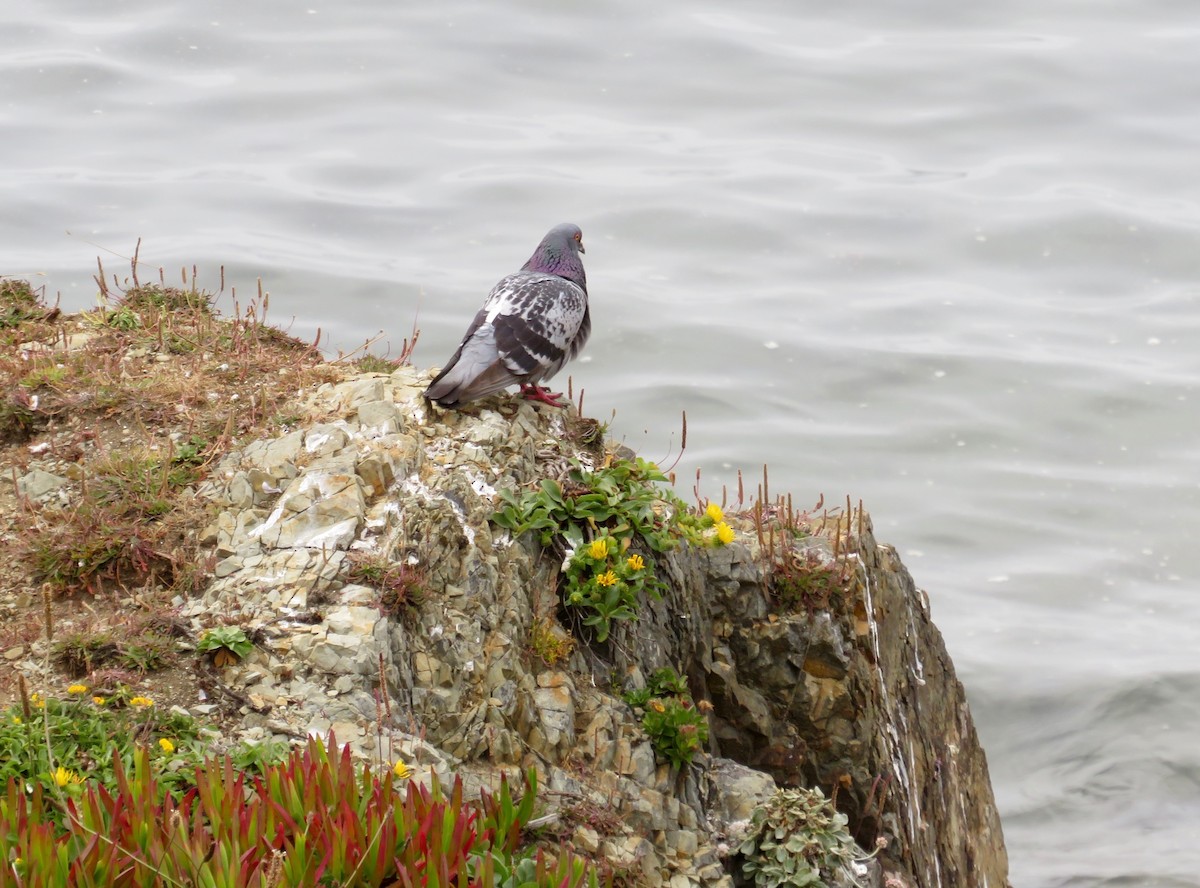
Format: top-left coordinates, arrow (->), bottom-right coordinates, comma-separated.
715,521 -> 735,545
588,538 -> 608,559
705,502 -> 724,523
393,759 -> 412,780
626,554 -> 645,571
596,570 -> 618,587
0,734 -> 599,888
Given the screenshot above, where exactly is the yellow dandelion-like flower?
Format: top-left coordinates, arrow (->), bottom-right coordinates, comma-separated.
715,522 -> 735,546
30,693 -> 45,709
11,715 -> 21,725
588,538 -> 609,560
158,738 -> 176,754
393,759 -> 413,780
626,554 -> 645,572
705,502 -> 724,523
92,697 -> 106,706
129,696 -> 154,709
648,699 -> 666,713
67,684 -> 88,695
52,767 -> 83,787
595,570 -> 618,587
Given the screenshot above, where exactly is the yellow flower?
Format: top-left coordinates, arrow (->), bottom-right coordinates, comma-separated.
67,684 -> 88,695
588,538 -> 608,560
705,502 -> 724,523
52,767 -> 83,787
714,522 -> 735,546
626,554 -> 645,572
92,697 -> 106,706
158,738 -> 175,754
595,570 -> 618,587
30,693 -> 45,709
393,760 -> 412,780
129,696 -> 154,709
648,699 -> 666,713
11,716 -> 21,725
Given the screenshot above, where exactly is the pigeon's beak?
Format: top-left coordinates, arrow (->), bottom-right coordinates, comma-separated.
578,240 -> 585,254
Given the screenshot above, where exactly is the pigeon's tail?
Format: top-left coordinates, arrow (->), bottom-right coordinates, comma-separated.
424,332 -> 519,407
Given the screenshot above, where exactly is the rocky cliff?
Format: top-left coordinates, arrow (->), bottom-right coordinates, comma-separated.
188,364 -> 1009,888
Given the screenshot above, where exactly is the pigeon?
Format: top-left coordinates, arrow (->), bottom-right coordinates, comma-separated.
424,223 -> 590,408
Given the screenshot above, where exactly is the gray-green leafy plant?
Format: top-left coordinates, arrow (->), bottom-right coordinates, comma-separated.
739,787 -> 862,888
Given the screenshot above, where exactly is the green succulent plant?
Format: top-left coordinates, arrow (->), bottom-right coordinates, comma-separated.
493,458 -> 679,641
739,787 -> 862,888
622,667 -> 709,770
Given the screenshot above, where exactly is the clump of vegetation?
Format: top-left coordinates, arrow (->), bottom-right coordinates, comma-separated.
493,458 -> 744,642
0,728 -> 597,888
770,547 -> 851,613
494,458 -> 686,641
118,282 -> 213,315
533,795 -> 624,851
739,787 -> 864,888
0,278 -> 53,331
24,439 -> 207,596
52,612 -> 183,678
196,625 -> 254,667
26,497 -> 173,593
356,353 -> 401,374
528,616 -> 575,668
0,687 -> 200,807
751,493 -> 856,615
346,550 -> 428,617
495,459 -> 679,552
622,667 -> 709,770
52,630 -> 119,676
116,632 -> 177,673
559,534 -> 664,643
2,266 -> 345,598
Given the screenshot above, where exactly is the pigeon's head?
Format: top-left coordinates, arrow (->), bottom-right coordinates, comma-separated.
524,223 -> 587,289
547,222 -> 585,255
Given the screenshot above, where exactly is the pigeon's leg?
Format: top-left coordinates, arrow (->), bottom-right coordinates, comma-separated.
519,383 -> 568,407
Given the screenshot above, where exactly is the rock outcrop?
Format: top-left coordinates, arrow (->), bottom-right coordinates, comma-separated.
190,364 -> 1009,888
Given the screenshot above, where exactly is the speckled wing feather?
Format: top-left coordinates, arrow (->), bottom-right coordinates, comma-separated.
424,271 -> 590,407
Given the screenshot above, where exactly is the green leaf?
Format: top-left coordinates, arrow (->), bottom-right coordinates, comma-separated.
540,479 -> 565,505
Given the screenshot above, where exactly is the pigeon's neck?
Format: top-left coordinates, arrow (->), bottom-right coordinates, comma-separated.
523,251 -> 587,292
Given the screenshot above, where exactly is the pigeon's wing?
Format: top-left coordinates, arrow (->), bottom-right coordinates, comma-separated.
424,272 -> 587,406
490,273 -> 589,386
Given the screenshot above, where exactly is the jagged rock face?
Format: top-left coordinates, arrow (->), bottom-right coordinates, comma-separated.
191,366 -> 1009,888
600,525 -> 1007,888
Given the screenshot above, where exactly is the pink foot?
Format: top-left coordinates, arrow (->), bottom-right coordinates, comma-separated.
519,383 -> 568,407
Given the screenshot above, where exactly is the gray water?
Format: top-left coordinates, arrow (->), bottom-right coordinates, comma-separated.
5,2 -> 1200,884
